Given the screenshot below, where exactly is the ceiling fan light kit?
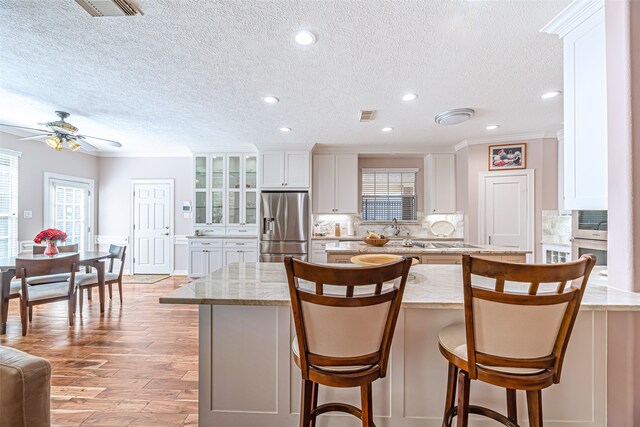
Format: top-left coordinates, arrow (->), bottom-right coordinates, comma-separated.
0,111 -> 122,153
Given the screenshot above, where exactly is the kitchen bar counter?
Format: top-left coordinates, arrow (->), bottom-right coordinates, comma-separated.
161,263 -> 630,426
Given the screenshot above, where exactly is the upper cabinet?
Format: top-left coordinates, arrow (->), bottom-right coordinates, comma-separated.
424,154 -> 456,214
542,1 -> 607,210
312,154 -> 358,214
193,154 -> 226,234
193,152 -> 258,236
260,151 -> 310,189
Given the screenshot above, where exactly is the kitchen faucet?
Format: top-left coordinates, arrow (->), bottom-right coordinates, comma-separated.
391,218 -> 401,236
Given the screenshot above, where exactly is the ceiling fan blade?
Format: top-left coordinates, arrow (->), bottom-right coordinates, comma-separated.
76,134 -> 122,148
0,124 -> 51,133
19,133 -> 53,141
72,137 -> 98,151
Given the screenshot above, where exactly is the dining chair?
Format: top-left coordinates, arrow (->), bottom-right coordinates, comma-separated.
73,245 -> 126,313
438,254 -> 596,427
285,256 -> 412,427
15,254 -> 79,336
28,244 -> 79,285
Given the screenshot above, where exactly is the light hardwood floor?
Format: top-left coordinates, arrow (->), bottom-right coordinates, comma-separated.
0,276 -> 198,426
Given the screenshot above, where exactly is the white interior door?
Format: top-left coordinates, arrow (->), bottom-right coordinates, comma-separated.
133,181 -> 173,274
479,171 -> 534,261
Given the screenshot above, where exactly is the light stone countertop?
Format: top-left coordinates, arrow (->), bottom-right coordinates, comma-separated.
324,241 -> 529,255
311,236 -> 464,241
159,264 -> 640,311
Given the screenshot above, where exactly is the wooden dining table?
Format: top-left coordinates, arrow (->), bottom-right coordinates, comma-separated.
0,251 -> 111,335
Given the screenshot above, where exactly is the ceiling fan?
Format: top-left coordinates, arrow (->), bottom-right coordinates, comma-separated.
0,111 -> 123,152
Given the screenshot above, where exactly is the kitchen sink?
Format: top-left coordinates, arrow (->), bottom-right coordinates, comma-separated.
430,242 -> 480,249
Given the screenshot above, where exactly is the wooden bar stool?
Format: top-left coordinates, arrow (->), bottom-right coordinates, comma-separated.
439,254 -> 596,427
285,256 -> 412,427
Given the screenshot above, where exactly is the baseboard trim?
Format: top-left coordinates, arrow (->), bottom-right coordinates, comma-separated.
173,269 -> 188,276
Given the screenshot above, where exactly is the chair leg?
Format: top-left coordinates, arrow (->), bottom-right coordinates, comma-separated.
310,382 -> 319,427
526,390 -> 543,427
300,379 -> 313,427
118,280 -> 123,304
361,382 -> 374,427
28,306 -> 33,322
506,388 -> 517,423
456,370 -> 470,427
444,362 -> 458,422
20,299 -> 28,336
79,288 -> 84,314
87,287 -> 92,300
108,283 -> 113,300
68,296 -> 75,327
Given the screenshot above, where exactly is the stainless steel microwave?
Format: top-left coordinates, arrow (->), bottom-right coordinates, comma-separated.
572,210 -> 607,241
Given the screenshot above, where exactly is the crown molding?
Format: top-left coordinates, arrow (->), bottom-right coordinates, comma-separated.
540,0 -> 604,38
254,142 -> 316,152
454,132 -> 557,151
313,143 -> 455,155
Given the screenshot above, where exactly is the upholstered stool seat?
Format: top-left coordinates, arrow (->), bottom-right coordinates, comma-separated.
19,282 -> 72,302
0,346 -> 52,426
439,254 -> 596,427
27,273 -> 72,285
73,271 -> 119,286
285,256 -> 412,427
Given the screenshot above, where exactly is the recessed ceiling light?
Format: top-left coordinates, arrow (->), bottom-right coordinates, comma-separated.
381,127 -> 394,132
486,125 -> 500,130
434,108 -> 475,125
263,96 -> 279,104
541,90 -> 562,99
402,93 -> 418,101
280,127 -> 292,132
294,30 -> 316,46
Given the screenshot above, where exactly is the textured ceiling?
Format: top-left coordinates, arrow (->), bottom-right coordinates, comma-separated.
0,0 -> 568,156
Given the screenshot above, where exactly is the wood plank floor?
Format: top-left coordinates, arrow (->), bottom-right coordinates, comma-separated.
0,276 -> 198,426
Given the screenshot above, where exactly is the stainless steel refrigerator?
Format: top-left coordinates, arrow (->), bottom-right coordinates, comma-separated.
260,191 -> 309,262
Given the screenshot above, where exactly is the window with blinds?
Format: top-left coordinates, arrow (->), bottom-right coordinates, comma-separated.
0,150 -> 19,257
362,169 -> 417,221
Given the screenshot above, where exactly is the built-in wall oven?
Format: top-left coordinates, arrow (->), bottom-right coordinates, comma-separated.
571,210 -> 607,265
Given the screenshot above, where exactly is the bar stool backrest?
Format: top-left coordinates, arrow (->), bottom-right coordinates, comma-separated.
462,254 -> 596,383
285,256 -> 412,378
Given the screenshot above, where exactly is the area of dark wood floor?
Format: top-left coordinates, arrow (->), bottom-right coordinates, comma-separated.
0,276 -> 198,426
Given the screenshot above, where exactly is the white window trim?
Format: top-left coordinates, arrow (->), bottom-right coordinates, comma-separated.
43,172 -> 95,249
0,149 -> 21,257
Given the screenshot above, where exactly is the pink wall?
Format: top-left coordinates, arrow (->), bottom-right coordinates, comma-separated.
456,137 -> 558,262
0,131 -> 100,244
605,1 -> 640,425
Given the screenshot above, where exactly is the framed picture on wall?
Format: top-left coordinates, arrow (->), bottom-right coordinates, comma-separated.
488,143 -> 526,171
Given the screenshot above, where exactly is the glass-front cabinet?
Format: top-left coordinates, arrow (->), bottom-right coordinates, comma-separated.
226,154 -> 258,230
193,154 -> 226,234
193,153 -> 258,236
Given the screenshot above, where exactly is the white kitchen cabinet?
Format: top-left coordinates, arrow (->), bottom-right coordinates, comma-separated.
260,150 -> 310,189
226,154 -> 258,235
312,154 -> 358,214
424,154 -> 456,214
193,154 -> 226,235
310,240 -> 334,263
542,1 -> 607,210
223,239 -> 258,264
188,239 -> 223,278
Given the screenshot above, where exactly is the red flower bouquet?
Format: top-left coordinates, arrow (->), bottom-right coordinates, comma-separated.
34,229 -> 67,244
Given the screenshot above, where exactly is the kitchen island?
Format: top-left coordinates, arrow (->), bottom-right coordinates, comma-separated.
325,241 -> 528,264
160,263 -> 639,427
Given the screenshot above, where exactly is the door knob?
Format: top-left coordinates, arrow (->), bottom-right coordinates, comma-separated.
163,233 -> 169,236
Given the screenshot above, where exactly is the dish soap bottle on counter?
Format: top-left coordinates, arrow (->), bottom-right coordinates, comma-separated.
347,220 -> 354,236
334,222 -> 341,237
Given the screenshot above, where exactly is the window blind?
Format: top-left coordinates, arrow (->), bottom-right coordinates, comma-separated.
0,150 -> 19,257
362,169 -> 417,221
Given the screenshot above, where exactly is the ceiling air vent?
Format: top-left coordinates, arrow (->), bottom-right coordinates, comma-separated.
359,110 -> 376,122
74,0 -> 140,17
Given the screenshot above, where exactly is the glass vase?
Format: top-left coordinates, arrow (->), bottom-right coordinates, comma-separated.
44,240 -> 59,257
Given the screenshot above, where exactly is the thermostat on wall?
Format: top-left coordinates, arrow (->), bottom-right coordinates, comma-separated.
182,202 -> 191,213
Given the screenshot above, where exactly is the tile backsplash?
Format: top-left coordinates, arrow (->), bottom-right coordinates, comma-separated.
312,213 -> 464,239
541,210 -> 572,245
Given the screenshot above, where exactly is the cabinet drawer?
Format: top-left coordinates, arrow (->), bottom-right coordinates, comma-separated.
190,239 -> 222,249
226,226 -> 258,236
422,255 -> 461,264
224,239 -> 258,249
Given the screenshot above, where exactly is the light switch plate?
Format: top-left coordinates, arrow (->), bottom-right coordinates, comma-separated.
23,210 -> 32,219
